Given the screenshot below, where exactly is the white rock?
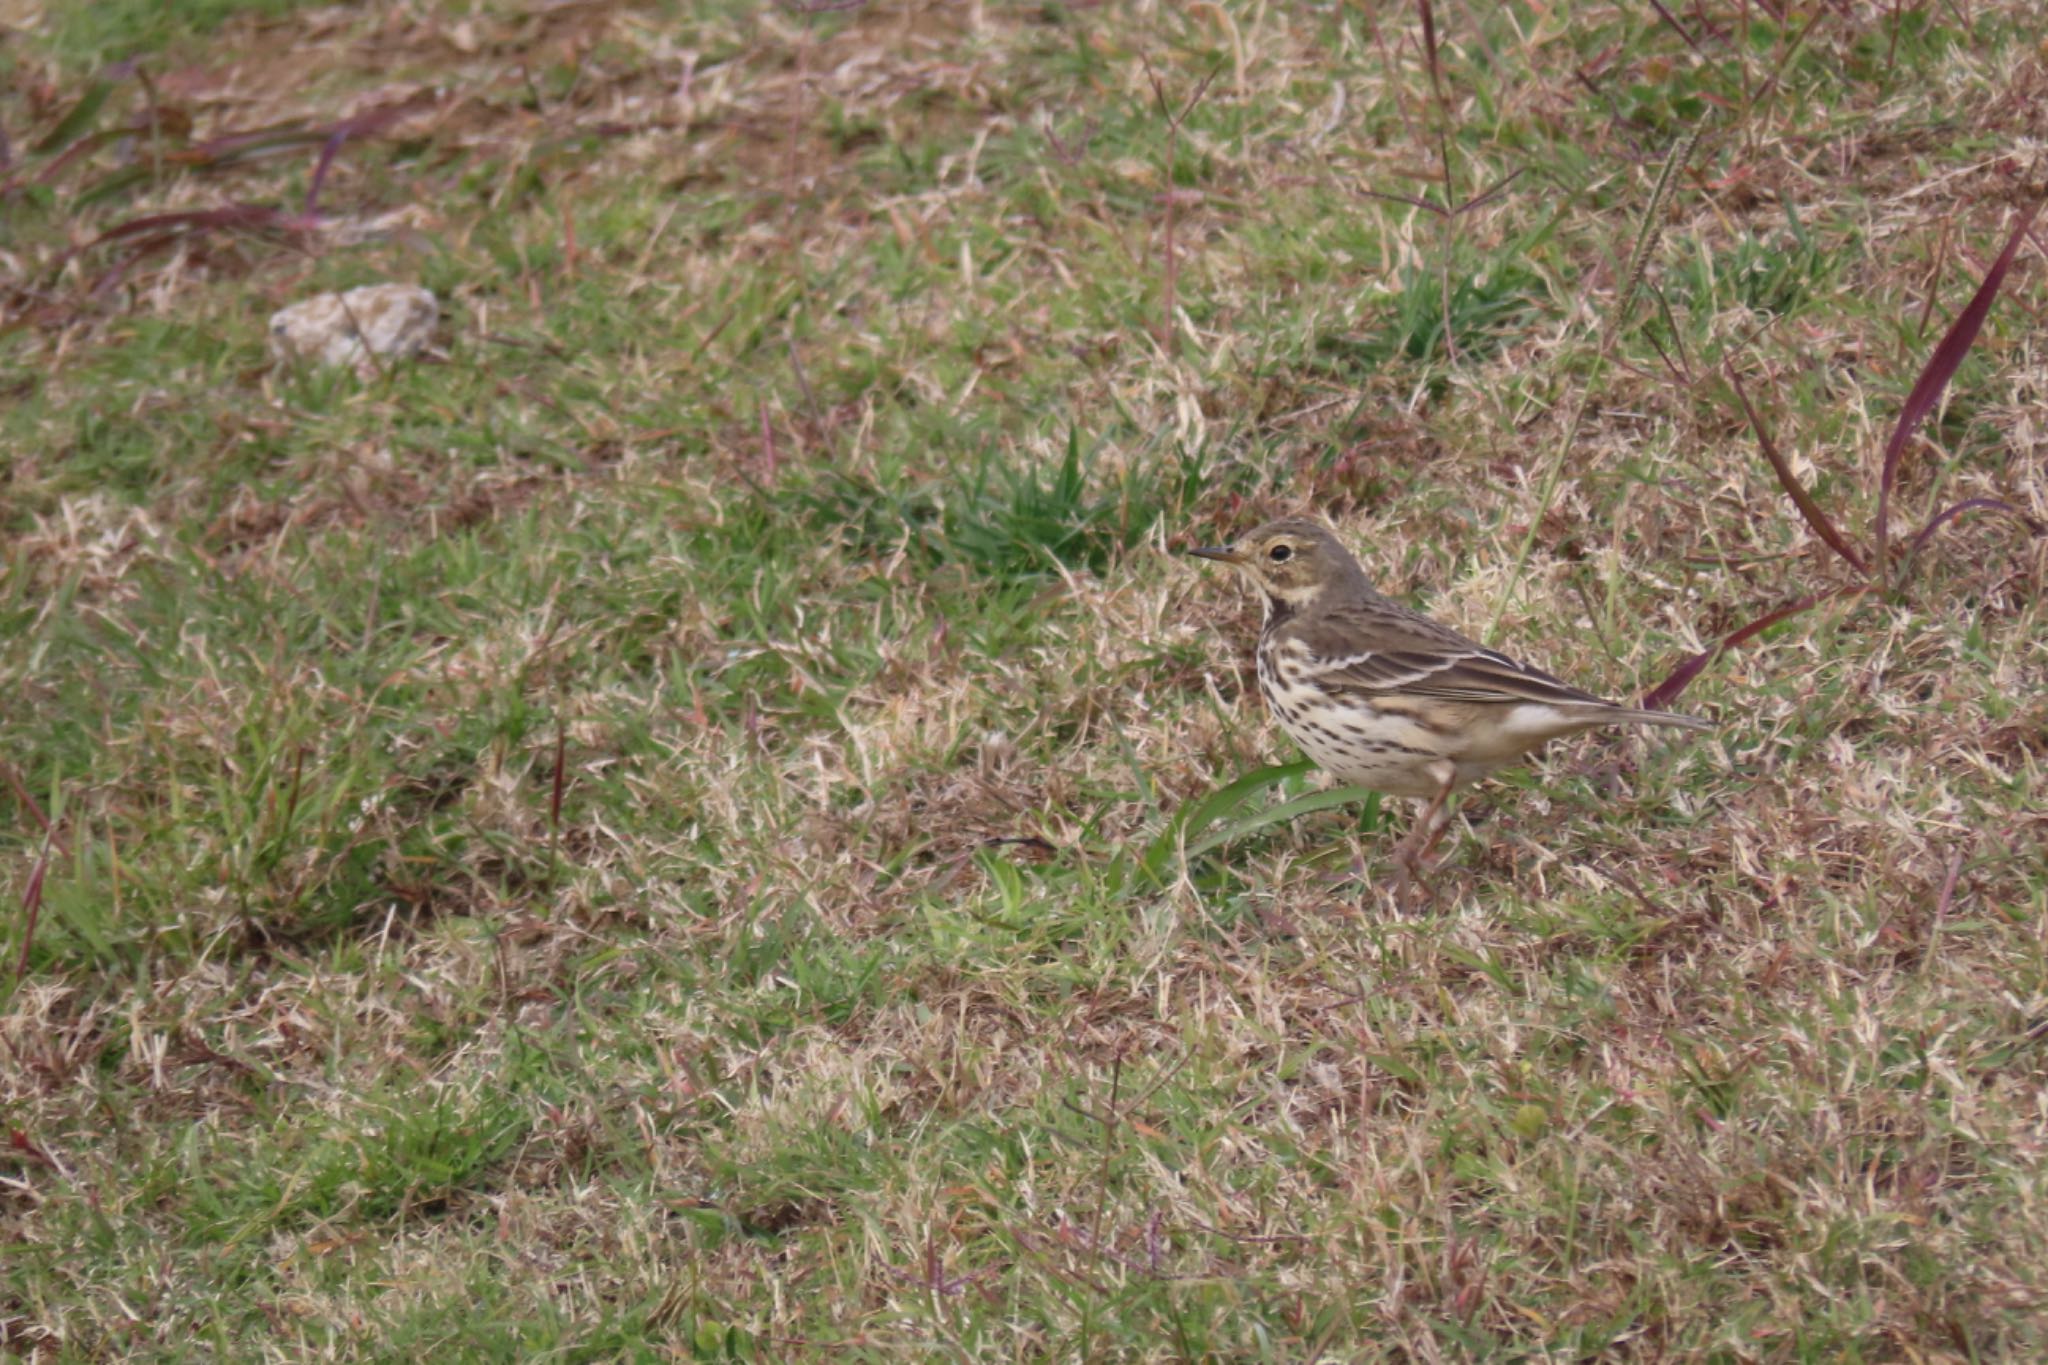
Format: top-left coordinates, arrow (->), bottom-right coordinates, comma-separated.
268,283 -> 438,374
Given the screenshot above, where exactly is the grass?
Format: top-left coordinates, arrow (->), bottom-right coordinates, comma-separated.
4,0 -> 2047,1357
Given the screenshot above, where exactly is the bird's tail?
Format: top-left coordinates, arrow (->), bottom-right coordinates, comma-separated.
1606,706 -> 1714,731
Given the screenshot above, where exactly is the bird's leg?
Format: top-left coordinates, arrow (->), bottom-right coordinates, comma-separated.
1388,765 -> 1458,908
1411,792 -> 1458,867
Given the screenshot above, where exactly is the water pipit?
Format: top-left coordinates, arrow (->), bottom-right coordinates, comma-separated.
1189,516 -> 1711,900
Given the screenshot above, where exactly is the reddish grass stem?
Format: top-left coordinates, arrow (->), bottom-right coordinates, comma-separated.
1652,197 -> 2044,703
1141,56 -> 1221,359
1726,363 -> 1868,575
1874,197 -> 2042,585
14,826 -> 53,981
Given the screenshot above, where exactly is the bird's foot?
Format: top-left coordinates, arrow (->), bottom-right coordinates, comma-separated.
1386,842 -> 1436,914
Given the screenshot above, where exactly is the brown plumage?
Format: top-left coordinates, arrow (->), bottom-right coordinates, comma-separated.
1189,515 -> 1711,896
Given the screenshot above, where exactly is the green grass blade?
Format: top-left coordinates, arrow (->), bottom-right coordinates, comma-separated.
1181,783 -> 1385,862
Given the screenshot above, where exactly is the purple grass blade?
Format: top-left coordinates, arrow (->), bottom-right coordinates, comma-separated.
90,245 -> 150,300
314,95 -> 434,149
1875,198 -> 2044,581
1647,0 -> 1710,56
1642,585 -> 1865,709
1359,186 -> 1450,217
1727,363 -> 1868,575
28,126 -> 134,187
1904,497 -> 2047,564
30,75 -> 117,155
187,121 -> 318,159
1417,0 -> 1444,104
289,96 -> 433,215
71,162 -> 154,208
86,203 -> 290,247
306,129 -> 346,216
184,103 -> 412,171
14,829 -> 52,981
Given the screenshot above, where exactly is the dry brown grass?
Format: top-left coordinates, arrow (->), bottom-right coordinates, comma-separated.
4,0 -> 2047,1358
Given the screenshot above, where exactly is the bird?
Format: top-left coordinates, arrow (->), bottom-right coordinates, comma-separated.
1188,515 -> 1712,900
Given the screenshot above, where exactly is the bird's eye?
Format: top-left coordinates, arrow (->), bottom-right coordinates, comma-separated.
1269,544 -> 1293,562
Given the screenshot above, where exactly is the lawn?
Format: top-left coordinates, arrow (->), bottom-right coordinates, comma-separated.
3,0 -> 2046,1357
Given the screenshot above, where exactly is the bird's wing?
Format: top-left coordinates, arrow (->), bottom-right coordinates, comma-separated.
1290,602 -> 1618,709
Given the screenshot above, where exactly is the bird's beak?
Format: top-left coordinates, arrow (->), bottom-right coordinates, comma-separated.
1187,544 -> 1245,565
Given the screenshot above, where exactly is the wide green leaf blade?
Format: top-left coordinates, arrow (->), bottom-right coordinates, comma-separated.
1181,784 -> 1385,862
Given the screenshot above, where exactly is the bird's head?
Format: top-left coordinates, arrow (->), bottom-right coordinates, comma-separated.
1188,516 -> 1362,616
